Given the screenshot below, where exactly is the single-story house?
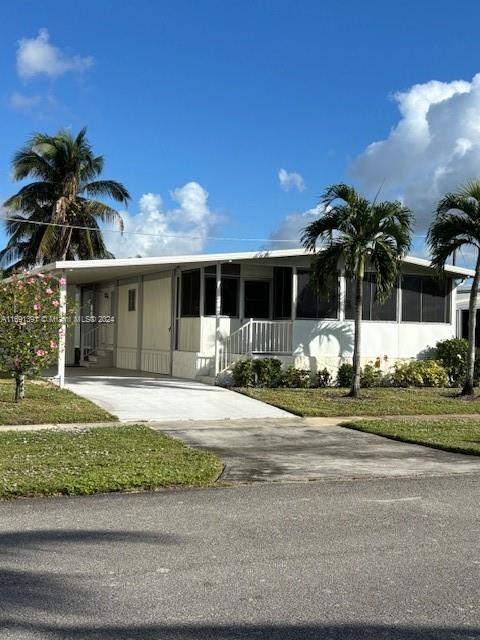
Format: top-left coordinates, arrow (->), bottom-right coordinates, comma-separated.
34,248 -> 472,387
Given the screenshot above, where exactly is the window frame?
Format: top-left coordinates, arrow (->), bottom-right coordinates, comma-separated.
345,273 -> 399,323
400,274 -> 451,324
127,288 -> 136,312
296,269 -> 339,320
180,268 -> 201,318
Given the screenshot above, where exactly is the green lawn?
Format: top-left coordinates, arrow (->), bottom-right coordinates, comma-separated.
343,417 -> 480,456
239,387 -> 480,417
0,425 -> 223,498
0,377 -> 115,425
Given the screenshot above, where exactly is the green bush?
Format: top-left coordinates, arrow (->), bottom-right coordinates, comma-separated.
435,338 -> 468,386
390,359 -> 448,388
361,364 -> 383,388
336,363 -> 353,387
279,366 -> 311,388
253,357 -> 282,387
232,358 -> 255,387
316,367 -> 333,388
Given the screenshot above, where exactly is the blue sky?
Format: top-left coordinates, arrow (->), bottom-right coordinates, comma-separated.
1,0 -> 480,264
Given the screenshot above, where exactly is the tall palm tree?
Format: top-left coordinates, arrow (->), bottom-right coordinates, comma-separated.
1,128 -> 130,270
302,184 -> 412,398
428,180 -> 480,396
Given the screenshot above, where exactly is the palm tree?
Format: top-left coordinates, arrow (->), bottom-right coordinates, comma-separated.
428,180 -> 480,396
1,128 -> 130,270
302,184 -> 412,398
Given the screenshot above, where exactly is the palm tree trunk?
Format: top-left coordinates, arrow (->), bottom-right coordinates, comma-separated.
349,264 -> 364,398
461,252 -> 480,396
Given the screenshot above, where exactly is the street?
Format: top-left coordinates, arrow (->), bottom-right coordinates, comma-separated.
0,475 -> 479,639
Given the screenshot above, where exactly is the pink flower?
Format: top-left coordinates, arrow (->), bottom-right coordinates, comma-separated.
52,300 -> 60,307
45,288 -> 53,295
59,277 -> 66,285
50,340 -> 58,349
36,350 -> 46,357
33,303 -> 40,311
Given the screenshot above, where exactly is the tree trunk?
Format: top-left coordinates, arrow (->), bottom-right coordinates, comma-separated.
15,373 -> 25,402
349,263 -> 364,398
461,252 -> 480,396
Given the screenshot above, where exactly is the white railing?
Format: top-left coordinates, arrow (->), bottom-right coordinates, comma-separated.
81,324 -> 99,362
218,319 -> 293,373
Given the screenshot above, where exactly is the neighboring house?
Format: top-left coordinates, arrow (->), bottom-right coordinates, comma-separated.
456,285 -> 480,342
35,249 -> 472,386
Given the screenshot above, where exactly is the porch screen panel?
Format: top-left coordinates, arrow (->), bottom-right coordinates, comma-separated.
345,274 -> 396,321
273,267 -> 292,319
204,264 -> 240,316
244,281 -> 270,319
181,269 -> 200,317
296,271 -> 338,319
401,276 -> 451,323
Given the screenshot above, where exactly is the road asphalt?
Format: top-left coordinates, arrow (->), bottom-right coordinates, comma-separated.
0,475 -> 479,639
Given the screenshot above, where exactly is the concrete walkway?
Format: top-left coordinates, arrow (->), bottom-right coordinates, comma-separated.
156,417 -> 480,482
64,368 -> 291,422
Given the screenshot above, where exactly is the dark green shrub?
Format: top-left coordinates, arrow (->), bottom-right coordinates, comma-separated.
279,366 -> 311,388
360,364 -> 383,388
232,358 -> 255,387
336,363 -> 353,387
316,367 -> 333,388
435,338 -> 468,386
253,357 -> 282,387
390,360 -> 448,388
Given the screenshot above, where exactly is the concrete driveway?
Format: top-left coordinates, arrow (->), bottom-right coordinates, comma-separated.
157,417 -> 480,482
64,368 -> 291,422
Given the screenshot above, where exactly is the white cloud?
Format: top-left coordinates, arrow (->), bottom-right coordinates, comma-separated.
106,182 -> 217,258
278,168 -> 305,192
9,92 -> 42,110
16,28 -> 93,79
269,205 -> 322,249
350,74 -> 480,229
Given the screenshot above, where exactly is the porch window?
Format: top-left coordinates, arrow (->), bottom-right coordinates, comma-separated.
204,264 -> 240,317
181,269 -> 201,317
273,267 -> 292,319
244,280 -> 270,319
128,288 -> 136,312
401,275 -> 451,323
345,273 -> 397,321
296,270 -> 338,319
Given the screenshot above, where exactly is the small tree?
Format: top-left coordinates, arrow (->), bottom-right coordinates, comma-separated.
0,272 -> 66,401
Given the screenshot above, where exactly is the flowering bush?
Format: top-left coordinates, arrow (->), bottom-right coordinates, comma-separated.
0,272 -> 67,401
389,360 -> 448,388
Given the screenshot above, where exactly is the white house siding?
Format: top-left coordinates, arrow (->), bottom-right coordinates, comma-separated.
116,282 -> 138,369
141,273 -> 172,374
178,318 -> 201,352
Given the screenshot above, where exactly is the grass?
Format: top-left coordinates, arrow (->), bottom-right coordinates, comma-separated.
0,425 -> 223,498
0,377 -> 115,425
238,387 -> 480,417
343,417 -> 480,456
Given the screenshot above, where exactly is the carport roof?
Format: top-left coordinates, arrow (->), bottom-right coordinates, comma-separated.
30,248 -> 474,284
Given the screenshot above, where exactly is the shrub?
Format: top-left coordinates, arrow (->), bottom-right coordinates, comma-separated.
316,367 -> 333,388
336,363 -> 353,388
253,357 -> 282,387
390,360 -> 448,388
435,338 -> 468,386
361,364 -> 383,388
232,358 -> 255,387
279,366 -> 311,388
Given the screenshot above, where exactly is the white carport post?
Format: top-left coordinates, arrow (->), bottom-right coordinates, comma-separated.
214,263 -> 221,376
57,269 -> 67,389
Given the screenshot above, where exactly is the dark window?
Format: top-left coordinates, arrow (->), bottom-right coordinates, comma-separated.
181,269 -> 200,317
297,270 -> 338,319
462,309 -> 480,343
401,275 -> 451,323
204,264 -> 240,316
345,274 -> 397,321
273,267 -> 292,319
128,288 -> 136,312
244,280 -> 270,319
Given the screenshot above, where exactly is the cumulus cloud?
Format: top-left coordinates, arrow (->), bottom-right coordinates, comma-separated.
278,168 -> 305,192
269,205 -> 322,249
16,28 -> 93,79
9,92 -> 42,110
351,74 -> 480,229
106,182 -> 217,258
